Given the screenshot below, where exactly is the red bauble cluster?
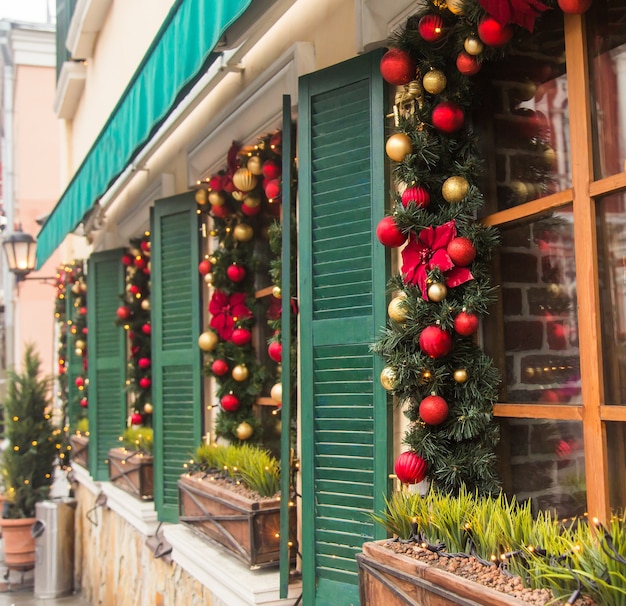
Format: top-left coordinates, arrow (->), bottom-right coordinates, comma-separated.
376,216 -> 406,248
447,237 -> 476,266
454,311 -> 479,336
401,186 -> 430,209
139,377 -> 151,389
380,48 -> 416,86
227,264 -> 247,283
432,101 -> 465,134
80,397 -> 88,408
477,15 -> 514,47
138,357 -> 151,369
221,393 -> 240,412
268,341 -> 282,363
456,51 -> 481,76
117,306 -> 131,321
419,326 -> 453,358
394,451 -> 427,484
419,395 -> 449,425
198,259 -> 212,275
211,359 -> 229,376
231,327 -> 252,346
418,14 -> 445,42
130,412 -> 143,425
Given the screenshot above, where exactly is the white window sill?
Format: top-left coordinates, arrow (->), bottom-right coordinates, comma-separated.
164,524 -> 302,606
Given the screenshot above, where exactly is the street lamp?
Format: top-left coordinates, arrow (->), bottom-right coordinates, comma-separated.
2,227 -> 39,281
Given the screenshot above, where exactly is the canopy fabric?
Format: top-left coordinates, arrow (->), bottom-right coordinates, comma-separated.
36,0 -> 253,268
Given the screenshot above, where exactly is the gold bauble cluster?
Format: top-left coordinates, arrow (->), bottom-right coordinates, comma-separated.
422,69 -> 447,95
233,223 -> 254,242
232,364 -> 249,382
385,133 -> 412,162
198,331 -> 218,351
232,168 -> 257,192
453,368 -> 468,383
236,421 -> 253,440
388,294 -> 408,323
380,367 -> 397,391
442,176 -> 469,203
427,282 -> 447,302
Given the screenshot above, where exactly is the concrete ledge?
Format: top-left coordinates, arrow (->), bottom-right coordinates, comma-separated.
101,482 -> 159,537
70,461 -> 100,496
164,524 -> 301,606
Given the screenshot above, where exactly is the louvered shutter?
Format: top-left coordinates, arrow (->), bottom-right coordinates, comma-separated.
66,291 -> 84,429
152,193 -> 202,523
87,250 -> 127,480
298,51 -> 391,606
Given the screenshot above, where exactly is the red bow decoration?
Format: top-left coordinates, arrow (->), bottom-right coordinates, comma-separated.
478,0 -> 550,31
401,220 -> 473,299
208,290 -> 252,340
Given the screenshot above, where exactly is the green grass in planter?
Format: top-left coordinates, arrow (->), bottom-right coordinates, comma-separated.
75,417 -> 89,435
371,491 -> 423,540
427,485 -> 474,554
120,426 -> 153,454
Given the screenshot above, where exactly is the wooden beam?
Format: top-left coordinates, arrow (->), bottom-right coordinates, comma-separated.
481,189 -> 573,226
493,404 -> 583,421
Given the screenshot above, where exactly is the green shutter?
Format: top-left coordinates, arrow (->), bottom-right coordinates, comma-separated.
87,250 -> 127,480
152,192 -> 202,523
66,292 -> 84,429
299,51 -> 391,606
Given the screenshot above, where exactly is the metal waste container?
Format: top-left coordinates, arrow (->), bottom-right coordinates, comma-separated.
33,497 -> 77,599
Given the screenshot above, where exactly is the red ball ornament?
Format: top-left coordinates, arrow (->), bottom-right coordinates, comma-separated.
477,15 -> 513,47
75,377 -> 84,387
454,311 -> 479,336
117,306 -> 131,321
262,159 -> 281,180
79,306 -> 87,316
557,0 -> 592,13
80,397 -> 88,408
138,357 -> 151,369
140,241 -> 151,253
139,377 -> 151,389
142,323 -> 151,335
268,341 -> 282,363
241,203 -> 261,216
270,131 -> 282,149
231,328 -> 252,346
456,51 -> 481,76
432,101 -> 465,134
380,49 -> 416,86
419,395 -> 449,425
394,451 -> 427,484
264,178 -> 282,201
221,394 -> 240,412
211,204 -> 231,218
211,359 -> 229,376
418,14 -> 445,43
134,257 -> 147,270
419,326 -> 453,358
401,186 -> 430,209
122,254 -> 133,266
130,285 -> 140,295
227,264 -> 247,283
447,237 -> 476,266
376,216 -> 406,248
130,412 -> 143,425
198,260 -> 212,275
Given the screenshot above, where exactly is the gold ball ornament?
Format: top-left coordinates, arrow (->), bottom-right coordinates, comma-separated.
71,283 -> 81,295
388,295 -> 408,323
198,331 -> 218,352
232,168 -> 258,192
208,190 -> 226,206
446,0 -> 464,14
195,189 -> 208,205
385,133 -> 413,162
232,364 -> 249,382
464,36 -> 484,56
272,286 -> 282,299
204,273 -> 214,285
442,176 -> 469,203
233,223 -> 254,242
453,368 -> 468,383
380,367 -> 397,391
236,421 -> 254,441
143,403 -> 153,414
422,69 -> 447,95
75,348 -> 83,357
247,156 -> 263,175
75,339 -> 86,350
427,282 -> 448,302
243,194 -> 261,208
270,382 -> 283,404
232,190 -> 245,201
141,299 -> 151,310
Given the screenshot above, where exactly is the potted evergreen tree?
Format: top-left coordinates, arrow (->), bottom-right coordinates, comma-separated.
0,344 -> 58,569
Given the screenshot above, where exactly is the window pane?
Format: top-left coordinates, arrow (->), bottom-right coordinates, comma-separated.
597,192 -> 626,404
497,419 -> 586,517
478,9 -> 571,215
489,208 -> 581,404
607,422 -> 626,510
588,0 -> 626,180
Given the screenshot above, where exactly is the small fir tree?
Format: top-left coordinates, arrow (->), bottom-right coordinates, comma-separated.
2,344 -> 59,519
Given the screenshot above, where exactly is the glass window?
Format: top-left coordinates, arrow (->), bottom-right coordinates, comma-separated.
597,191 -> 626,404
488,208 -> 580,404
588,0 -> 626,180
607,422 -> 626,510
497,419 -> 586,518
478,9 -> 571,215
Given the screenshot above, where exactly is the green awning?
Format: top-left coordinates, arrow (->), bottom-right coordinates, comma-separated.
36,0 -> 253,268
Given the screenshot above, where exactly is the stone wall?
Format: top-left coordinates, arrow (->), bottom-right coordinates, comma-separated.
74,482 -> 216,606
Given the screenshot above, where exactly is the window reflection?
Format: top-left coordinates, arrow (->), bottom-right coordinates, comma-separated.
497,419 -> 586,518
494,209 -> 581,404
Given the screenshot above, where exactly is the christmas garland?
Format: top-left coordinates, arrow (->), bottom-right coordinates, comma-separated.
197,133 -> 283,443
116,234 -> 153,429
374,0 -> 590,494
67,264 -> 89,414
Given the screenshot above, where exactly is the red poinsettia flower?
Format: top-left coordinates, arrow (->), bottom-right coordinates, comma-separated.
478,0 -> 550,31
401,220 -> 474,299
267,296 -> 282,321
208,290 -> 252,340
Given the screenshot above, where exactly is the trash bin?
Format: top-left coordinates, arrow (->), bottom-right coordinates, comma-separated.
33,497 -> 77,599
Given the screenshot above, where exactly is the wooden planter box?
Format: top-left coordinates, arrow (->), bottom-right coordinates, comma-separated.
69,434 -> 89,469
178,472 -> 288,568
107,447 -> 154,500
357,541 -> 532,606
